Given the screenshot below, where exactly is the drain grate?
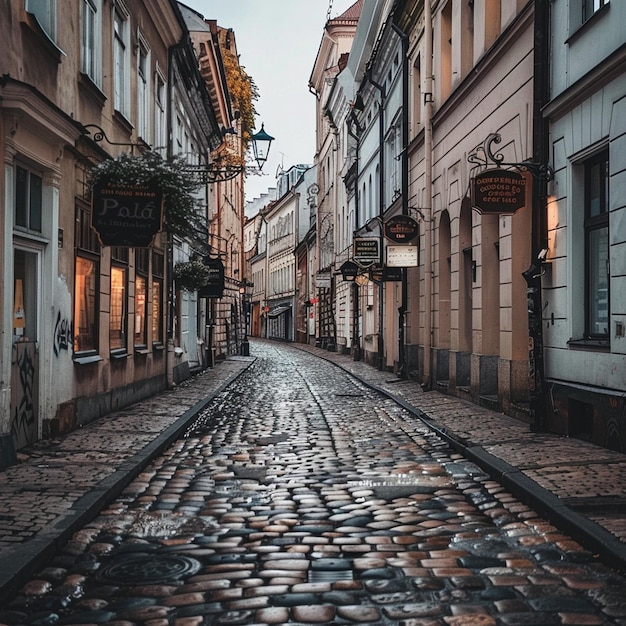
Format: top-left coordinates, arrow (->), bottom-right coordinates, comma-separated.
97,554 -> 202,585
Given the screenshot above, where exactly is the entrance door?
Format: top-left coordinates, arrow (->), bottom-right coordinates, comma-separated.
10,249 -> 40,449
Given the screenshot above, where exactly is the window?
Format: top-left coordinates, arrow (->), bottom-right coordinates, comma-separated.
26,0 -> 56,40
113,6 -> 130,117
583,0 -> 609,23
110,265 -> 127,352
152,252 -> 164,345
584,149 -> 609,339
154,72 -> 166,154
571,0 -> 609,30
15,165 -> 43,233
81,0 -> 102,86
74,202 -> 100,354
137,37 -> 150,141
134,249 -> 149,348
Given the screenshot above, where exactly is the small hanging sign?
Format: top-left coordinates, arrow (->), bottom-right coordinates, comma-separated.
471,169 -> 527,215
384,215 -> 419,243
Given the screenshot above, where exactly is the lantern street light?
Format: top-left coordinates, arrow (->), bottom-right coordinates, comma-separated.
250,123 -> 274,171
239,279 -> 253,356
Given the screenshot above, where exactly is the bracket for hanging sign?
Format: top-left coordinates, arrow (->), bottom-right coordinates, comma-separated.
468,133 -> 553,182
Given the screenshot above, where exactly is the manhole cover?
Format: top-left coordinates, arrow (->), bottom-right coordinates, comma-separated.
97,554 -> 202,585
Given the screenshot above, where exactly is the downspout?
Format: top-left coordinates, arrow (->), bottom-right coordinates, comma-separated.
165,44 -> 182,389
392,20 -> 409,377
423,0 -> 434,389
527,0 -> 551,431
365,70 -> 386,370
347,112 -> 362,360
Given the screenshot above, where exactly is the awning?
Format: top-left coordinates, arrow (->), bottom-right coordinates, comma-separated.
268,305 -> 290,318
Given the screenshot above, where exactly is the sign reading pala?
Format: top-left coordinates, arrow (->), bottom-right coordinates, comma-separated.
471,169 -> 526,215
92,181 -> 163,247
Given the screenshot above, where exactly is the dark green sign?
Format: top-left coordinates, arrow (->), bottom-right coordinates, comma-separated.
92,181 -> 163,247
198,258 -> 225,298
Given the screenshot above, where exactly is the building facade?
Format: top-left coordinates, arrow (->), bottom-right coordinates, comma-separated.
0,0 -> 245,468
543,0 -> 626,450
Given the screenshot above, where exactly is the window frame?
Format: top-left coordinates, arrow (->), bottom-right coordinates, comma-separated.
15,163 -> 43,234
583,149 -> 610,341
26,0 -> 56,41
136,33 -> 151,142
81,0 -> 102,87
74,201 -> 101,357
113,4 -> 130,118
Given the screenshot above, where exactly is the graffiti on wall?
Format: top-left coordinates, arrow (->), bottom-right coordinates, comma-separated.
54,311 -> 73,356
11,342 -> 36,449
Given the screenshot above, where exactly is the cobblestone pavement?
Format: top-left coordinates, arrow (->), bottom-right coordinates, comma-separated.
1,340 -> 626,625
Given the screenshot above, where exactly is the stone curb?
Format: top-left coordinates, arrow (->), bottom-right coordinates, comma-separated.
299,346 -> 626,574
0,358 -> 254,606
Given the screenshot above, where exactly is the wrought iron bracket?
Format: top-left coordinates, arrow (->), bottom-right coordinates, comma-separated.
83,124 -> 143,153
468,133 -> 553,181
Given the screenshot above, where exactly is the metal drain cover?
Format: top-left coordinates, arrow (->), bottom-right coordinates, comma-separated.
97,554 -> 202,585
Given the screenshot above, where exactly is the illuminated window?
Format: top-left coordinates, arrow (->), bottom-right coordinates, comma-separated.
74,202 -> 100,354
152,252 -> 164,345
110,266 -> 127,351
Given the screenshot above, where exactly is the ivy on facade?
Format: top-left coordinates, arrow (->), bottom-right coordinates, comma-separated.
172,259 -> 211,291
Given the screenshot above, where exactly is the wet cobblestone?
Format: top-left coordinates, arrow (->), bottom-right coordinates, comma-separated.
1,342 -> 625,623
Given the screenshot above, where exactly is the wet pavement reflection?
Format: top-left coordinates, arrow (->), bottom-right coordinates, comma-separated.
2,343 -> 626,625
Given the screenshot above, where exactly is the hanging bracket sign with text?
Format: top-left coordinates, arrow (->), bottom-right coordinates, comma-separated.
353,237 -> 381,268
198,258 -> 225,298
92,181 -> 163,247
384,215 -> 419,243
471,169 -> 527,215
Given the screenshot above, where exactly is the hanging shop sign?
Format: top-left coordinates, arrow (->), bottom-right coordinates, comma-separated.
353,237 -> 381,268
92,181 -> 163,247
198,258 -> 225,298
339,260 -> 360,281
384,215 -> 419,243
471,169 -> 527,215
386,245 -> 418,267
369,266 -> 403,283
316,271 -> 332,289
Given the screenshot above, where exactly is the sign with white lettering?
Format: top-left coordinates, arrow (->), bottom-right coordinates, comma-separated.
471,169 -> 527,214
92,182 -> 163,247
198,258 -> 225,298
353,237 -> 381,268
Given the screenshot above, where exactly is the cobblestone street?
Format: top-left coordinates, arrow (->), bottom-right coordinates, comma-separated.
1,342 -> 626,625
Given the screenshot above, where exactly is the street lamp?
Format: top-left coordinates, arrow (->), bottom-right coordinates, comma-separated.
250,124 -> 274,171
182,122 -> 275,184
239,279 -> 253,356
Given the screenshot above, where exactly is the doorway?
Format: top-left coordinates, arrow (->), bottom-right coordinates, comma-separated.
10,248 -> 40,449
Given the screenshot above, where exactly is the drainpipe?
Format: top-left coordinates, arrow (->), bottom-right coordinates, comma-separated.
347,113 -> 362,360
526,0 -> 551,431
392,20 -> 409,377
422,0 -> 434,389
364,70 -> 386,370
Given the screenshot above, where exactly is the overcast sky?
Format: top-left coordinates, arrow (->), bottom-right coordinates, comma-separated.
180,1 -> 358,201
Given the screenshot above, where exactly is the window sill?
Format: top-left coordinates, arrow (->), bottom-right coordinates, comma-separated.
78,73 -> 106,108
567,338 -> 610,352
153,342 -> 165,351
20,10 -> 65,61
73,353 -> 103,365
110,349 -> 130,360
134,346 -> 149,355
